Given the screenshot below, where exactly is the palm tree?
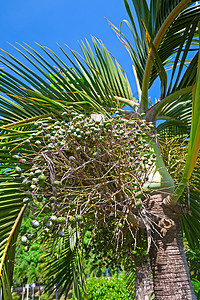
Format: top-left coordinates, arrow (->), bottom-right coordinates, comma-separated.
1,0 -> 200,299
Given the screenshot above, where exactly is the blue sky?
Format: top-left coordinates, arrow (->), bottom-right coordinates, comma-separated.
0,0 -> 159,102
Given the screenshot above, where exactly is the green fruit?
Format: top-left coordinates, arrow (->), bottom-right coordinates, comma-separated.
30,184 -> 36,190
24,245 -> 30,252
38,174 -> 46,181
52,180 -> 61,187
50,215 -> 57,222
35,169 -> 42,175
68,216 -> 75,223
75,215 -> 83,222
136,200 -> 142,209
15,166 -> 22,173
92,152 -> 98,157
19,158 -> 26,163
118,223 -> 123,229
22,179 -> 29,186
69,202 -> 76,209
58,231 -> 65,237
45,221 -> 53,228
31,220 -> 40,228
32,178 -> 39,183
21,236 -> 27,244
49,196 -> 56,203
23,197 -> 30,203
56,217 -> 66,224
135,191 -> 142,199
12,155 -> 20,160
27,233 -> 36,240
143,188 -> 151,195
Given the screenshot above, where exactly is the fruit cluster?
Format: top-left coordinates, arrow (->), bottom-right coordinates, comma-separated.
15,109 -> 156,250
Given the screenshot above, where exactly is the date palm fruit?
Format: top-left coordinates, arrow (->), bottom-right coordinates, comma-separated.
15,166 -> 22,173
27,233 -> 36,240
35,169 -> 42,175
58,231 -> 65,237
68,216 -> 75,224
75,215 -> 83,222
31,220 -> 40,228
118,222 -> 123,229
49,196 -> 56,203
30,184 -> 36,190
22,179 -> 30,187
38,174 -> 46,182
19,158 -> 26,163
21,236 -> 27,244
135,191 -> 142,199
24,246 -> 30,252
12,154 -> 20,160
52,180 -> 61,187
45,221 -> 53,228
50,215 -> 57,222
22,197 -> 30,203
32,178 -> 39,183
136,200 -> 142,210
56,217 -> 66,224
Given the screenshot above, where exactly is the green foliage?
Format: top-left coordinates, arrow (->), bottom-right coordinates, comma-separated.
11,294 -> 20,300
40,293 -> 54,300
13,214 -> 44,285
81,274 -> 132,300
191,279 -> 200,300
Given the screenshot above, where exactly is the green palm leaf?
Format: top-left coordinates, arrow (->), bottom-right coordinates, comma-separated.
41,231 -> 85,299
0,38 -> 135,127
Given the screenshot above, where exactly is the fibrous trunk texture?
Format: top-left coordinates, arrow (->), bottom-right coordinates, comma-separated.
146,193 -> 196,300
135,259 -> 154,300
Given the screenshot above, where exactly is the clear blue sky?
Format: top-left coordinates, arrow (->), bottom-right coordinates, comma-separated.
0,0 -> 159,102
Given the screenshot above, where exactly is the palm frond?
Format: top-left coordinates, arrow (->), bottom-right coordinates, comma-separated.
0,144 -> 28,297
111,1 -> 199,105
0,38 -> 135,127
41,232 -> 85,300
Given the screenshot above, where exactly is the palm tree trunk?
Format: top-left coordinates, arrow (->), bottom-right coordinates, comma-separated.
146,193 -> 196,300
135,258 -> 154,300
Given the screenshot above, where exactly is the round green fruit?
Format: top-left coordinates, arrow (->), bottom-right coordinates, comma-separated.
118,223 -> 123,229
136,200 -> 142,210
45,221 -> 53,228
24,245 -> 30,252
38,174 -> 46,181
15,166 -> 22,173
30,184 -> 36,190
35,169 -> 42,175
56,217 -> 66,224
58,231 -> 65,237
52,180 -> 61,187
75,215 -> 83,222
68,216 -> 75,224
69,202 -> 76,209
50,215 -> 57,222
49,196 -> 56,203
135,191 -> 142,199
22,197 -> 30,203
31,220 -> 40,228
21,236 -> 27,244
12,155 -> 20,160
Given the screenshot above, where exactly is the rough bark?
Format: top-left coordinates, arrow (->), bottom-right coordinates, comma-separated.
145,193 -> 196,300
135,258 -> 154,300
